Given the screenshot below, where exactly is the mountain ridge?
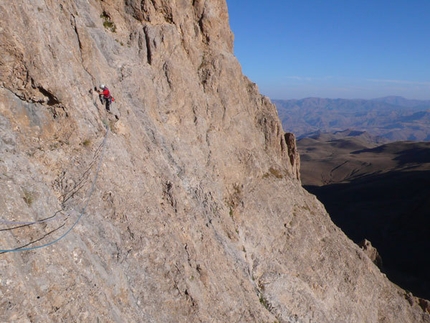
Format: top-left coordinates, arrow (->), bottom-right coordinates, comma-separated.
274,96 -> 430,141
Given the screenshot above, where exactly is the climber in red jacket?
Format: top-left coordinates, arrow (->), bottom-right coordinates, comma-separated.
96,84 -> 113,111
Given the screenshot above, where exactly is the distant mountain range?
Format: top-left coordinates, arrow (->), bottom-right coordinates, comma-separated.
273,96 -> 430,141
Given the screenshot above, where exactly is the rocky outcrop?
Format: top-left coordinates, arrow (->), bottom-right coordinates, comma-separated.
0,1 -> 428,322
359,239 -> 383,269
420,298 -> 430,314
284,132 -> 300,180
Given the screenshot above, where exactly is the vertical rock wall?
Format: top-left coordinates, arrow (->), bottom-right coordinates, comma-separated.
0,1 -> 427,322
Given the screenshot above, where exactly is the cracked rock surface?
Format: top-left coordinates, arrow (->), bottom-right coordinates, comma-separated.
0,1 -> 428,322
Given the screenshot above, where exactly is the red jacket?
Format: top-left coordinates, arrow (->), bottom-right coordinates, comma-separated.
102,88 -> 111,98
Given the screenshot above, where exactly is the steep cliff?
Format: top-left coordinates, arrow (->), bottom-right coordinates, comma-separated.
0,1 -> 428,322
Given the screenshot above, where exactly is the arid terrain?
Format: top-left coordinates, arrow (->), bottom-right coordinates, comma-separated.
299,130 -> 430,300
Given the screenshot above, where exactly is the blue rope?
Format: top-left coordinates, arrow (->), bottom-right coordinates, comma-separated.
0,126 -> 109,253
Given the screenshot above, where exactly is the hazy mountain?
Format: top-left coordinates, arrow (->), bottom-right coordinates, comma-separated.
299,133 -> 430,300
373,96 -> 430,108
274,97 -> 430,141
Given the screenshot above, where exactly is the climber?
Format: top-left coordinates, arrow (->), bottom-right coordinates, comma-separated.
95,84 -> 113,111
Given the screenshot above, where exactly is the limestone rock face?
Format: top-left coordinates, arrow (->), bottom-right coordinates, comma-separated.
0,1 -> 428,322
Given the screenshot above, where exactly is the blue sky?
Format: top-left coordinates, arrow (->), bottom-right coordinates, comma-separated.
226,0 -> 430,100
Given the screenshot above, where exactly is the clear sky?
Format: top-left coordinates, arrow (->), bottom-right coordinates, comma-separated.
226,0 -> 430,100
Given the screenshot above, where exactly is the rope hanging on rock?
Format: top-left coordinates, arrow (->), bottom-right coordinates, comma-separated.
0,126 -> 109,253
